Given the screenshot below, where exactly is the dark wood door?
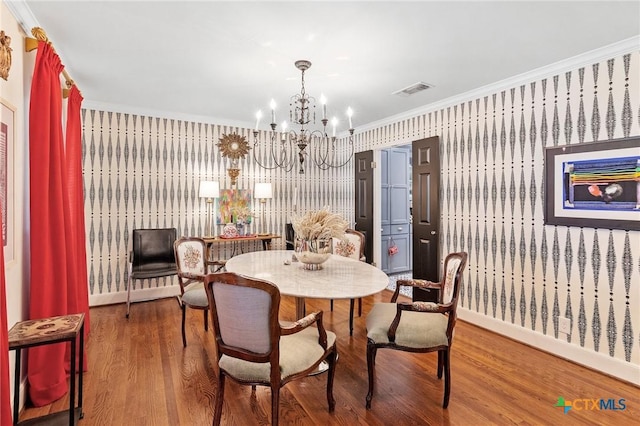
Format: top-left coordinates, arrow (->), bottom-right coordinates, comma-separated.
354,150 -> 373,263
412,137 -> 440,301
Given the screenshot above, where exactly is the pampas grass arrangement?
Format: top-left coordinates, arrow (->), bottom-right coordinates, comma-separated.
292,207 -> 348,241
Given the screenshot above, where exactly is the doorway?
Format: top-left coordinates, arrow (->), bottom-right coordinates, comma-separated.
365,136 -> 440,301
380,144 -> 412,276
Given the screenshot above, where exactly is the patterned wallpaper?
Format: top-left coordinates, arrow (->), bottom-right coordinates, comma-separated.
82,49 -> 639,375
354,51 -> 639,370
81,114 -> 353,301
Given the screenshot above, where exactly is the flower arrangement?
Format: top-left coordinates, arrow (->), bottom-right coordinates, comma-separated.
292,207 -> 348,241
232,205 -> 252,223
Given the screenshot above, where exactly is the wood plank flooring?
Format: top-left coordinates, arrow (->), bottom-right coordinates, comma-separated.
20,291 -> 638,425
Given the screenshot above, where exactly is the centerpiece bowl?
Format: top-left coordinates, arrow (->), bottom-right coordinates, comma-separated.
296,238 -> 331,270
292,207 -> 349,271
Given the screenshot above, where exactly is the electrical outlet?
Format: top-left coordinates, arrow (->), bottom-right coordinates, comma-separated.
558,316 -> 571,335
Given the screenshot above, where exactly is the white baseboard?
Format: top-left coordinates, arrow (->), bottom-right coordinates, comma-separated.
89,286 -> 180,307
458,308 -> 640,386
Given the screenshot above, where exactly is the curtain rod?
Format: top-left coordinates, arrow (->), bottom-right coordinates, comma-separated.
25,27 -> 79,99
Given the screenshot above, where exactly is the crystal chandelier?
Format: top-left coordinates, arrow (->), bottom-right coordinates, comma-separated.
252,60 -> 355,174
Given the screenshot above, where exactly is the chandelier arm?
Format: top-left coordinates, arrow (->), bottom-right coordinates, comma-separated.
308,131 -> 355,169
273,140 -> 297,173
308,131 -> 333,167
252,131 -> 296,172
275,131 -> 299,172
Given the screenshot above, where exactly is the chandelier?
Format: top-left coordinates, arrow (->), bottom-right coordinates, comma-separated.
252,60 -> 355,174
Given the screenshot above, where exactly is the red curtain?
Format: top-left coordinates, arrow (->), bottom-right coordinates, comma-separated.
0,225 -> 12,426
27,41 -> 76,406
64,85 -> 90,371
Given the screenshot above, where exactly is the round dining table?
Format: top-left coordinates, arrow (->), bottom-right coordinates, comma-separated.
225,250 -> 390,320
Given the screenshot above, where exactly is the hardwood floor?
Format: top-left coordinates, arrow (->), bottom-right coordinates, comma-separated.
20,291 -> 638,425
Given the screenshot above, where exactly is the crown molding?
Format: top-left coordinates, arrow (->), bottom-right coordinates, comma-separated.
4,0 -> 40,35
8,0 -> 638,135
358,36 -> 640,133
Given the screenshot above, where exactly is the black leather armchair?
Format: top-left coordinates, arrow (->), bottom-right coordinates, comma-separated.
126,228 -> 178,318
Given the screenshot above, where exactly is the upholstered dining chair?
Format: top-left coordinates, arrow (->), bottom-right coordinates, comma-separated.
206,242 -> 227,273
126,228 -> 178,318
203,272 -> 338,426
331,228 -> 366,335
174,237 -> 209,347
365,251 -> 468,409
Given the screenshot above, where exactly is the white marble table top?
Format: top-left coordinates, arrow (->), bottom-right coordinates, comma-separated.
225,250 -> 390,300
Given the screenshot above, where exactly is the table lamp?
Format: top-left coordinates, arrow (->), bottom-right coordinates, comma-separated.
254,182 -> 273,236
199,180 -> 220,237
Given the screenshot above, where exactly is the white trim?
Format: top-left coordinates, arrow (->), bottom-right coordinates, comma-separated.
90,286 -> 180,307
358,36 -> 640,133
458,308 -> 640,386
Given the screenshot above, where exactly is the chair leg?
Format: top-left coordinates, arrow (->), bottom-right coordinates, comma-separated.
213,373 -> 225,425
126,277 -> 132,318
443,349 -> 451,408
365,340 -> 377,409
358,297 -> 362,317
326,349 -> 337,412
437,350 -> 444,379
330,299 -> 334,311
349,299 -> 355,336
181,305 -> 187,347
203,309 -> 209,332
271,385 -> 280,426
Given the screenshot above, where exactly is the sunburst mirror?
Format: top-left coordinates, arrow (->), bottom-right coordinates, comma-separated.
217,133 -> 251,185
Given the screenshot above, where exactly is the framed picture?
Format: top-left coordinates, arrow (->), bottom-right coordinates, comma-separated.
216,189 -> 253,224
0,98 -> 15,261
544,137 -> 640,231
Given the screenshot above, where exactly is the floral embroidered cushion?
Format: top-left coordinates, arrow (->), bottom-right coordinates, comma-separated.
176,240 -> 206,275
332,233 -> 361,260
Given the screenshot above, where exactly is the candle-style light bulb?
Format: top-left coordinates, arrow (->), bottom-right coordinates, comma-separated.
281,121 -> 288,141
347,107 -> 353,129
331,117 -> 338,137
320,94 -> 327,119
255,110 -> 262,130
270,99 -> 276,124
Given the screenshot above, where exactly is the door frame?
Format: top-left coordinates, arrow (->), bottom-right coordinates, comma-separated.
370,140 -> 414,270
372,149 -> 382,267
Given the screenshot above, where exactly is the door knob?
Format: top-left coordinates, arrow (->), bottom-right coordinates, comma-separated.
430,230 -> 436,235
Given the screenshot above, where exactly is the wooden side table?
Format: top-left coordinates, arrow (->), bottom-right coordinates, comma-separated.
8,313 -> 85,425
203,234 -> 281,259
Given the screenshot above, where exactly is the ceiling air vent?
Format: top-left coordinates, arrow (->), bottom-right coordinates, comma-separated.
392,81 -> 433,97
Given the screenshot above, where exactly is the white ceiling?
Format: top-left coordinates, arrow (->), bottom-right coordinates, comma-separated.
13,1 -> 640,131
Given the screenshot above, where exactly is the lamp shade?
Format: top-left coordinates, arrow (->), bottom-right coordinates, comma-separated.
254,182 -> 273,199
199,181 -> 220,198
